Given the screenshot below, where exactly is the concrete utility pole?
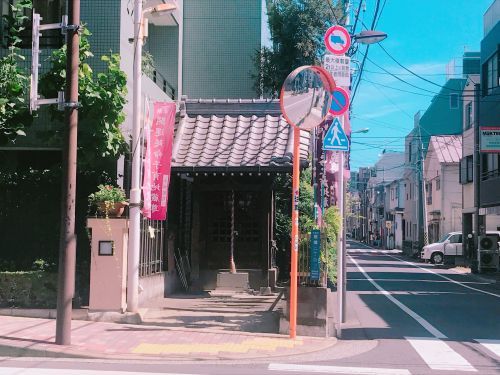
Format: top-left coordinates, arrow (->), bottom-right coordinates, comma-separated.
127,2 -> 177,312
418,124 -> 429,247
473,83 -> 481,270
127,0 -> 144,314
56,0 -> 80,345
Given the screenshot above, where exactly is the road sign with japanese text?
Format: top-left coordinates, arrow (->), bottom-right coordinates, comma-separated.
323,54 -> 351,88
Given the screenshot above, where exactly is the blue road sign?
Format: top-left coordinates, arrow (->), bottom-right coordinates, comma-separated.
310,229 -> 321,281
329,87 -> 349,116
323,117 -> 349,151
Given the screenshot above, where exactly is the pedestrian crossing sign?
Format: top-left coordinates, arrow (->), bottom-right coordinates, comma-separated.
323,117 -> 349,151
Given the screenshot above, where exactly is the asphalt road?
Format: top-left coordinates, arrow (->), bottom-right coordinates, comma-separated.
1,241 -> 499,374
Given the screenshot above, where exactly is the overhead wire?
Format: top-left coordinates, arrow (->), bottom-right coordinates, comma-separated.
350,0 -> 382,105
378,43 -> 464,92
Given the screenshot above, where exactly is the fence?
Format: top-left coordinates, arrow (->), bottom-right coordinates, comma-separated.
139,217 -> 166,277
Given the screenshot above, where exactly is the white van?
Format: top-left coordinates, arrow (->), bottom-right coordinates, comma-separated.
421,231 -> 500,264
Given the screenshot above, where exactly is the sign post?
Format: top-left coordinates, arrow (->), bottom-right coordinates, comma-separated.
310,229 -> 321,281
280,66 -> 335,339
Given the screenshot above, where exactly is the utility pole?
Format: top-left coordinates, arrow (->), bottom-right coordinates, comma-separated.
56,0 -> 80,345
127,0 -> 144,313
473,83 -> 481,271
417,124 -> 429,247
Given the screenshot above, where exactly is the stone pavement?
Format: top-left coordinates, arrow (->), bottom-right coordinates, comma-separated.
140,292 -> 282,333
0,316 -> 336,361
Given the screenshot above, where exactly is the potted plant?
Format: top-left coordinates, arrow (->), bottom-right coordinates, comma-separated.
88,184 -> 128,218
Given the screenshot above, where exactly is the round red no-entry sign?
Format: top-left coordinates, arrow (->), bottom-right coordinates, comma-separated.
324,25 -> 351,55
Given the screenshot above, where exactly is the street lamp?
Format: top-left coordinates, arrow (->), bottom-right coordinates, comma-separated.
352,127 -> 370,134
353,30 -> 388,45
128,0 -> 177,313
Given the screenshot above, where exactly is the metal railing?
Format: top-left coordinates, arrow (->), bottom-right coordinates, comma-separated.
139,217 -> 165,277
149,69 -> 175,100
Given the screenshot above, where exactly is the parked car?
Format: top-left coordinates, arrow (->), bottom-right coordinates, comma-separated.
421,231 -> 500,264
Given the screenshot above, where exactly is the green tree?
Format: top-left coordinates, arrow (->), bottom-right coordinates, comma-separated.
253,0 -> 344,97
39,27 -> 128,168
0,0 -> 34,144
322,206 -> 341,282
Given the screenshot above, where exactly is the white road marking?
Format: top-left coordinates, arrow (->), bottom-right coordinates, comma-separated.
347,249 -> 402,254
385,254 -> 500,299
348,255 -> 447,339
406,337 -> 477,372
268,363 -> 411,375
0,369 -> 197,375
475,339 -> 500,358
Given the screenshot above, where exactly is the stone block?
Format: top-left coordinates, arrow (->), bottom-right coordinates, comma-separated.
216,272 -> 249,291
279,286 -> 336,337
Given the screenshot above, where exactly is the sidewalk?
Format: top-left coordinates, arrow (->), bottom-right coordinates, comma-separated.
0,315 -> 336,361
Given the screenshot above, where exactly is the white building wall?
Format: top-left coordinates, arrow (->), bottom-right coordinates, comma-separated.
441,165 -> 462,235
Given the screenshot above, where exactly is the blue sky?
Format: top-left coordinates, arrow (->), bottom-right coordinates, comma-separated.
349,0 -> 492,170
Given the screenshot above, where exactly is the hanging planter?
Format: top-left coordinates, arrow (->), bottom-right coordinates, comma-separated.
96,201 -> 128,218
89,185 -> 128,218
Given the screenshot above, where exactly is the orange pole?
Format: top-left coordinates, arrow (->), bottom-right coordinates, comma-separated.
290,126 -> 300,339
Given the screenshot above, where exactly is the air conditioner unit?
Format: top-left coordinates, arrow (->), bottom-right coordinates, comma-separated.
478,235 -> 500,271
479,235 -> 499,251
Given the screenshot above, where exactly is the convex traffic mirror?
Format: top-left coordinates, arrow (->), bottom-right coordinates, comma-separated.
280,65 -> 335,131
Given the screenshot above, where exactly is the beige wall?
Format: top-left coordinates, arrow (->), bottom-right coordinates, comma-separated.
87,218 -> 129,312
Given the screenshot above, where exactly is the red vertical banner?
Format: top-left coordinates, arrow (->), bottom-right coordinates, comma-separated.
142,102 -> 176,220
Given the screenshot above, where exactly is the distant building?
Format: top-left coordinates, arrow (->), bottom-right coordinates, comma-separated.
424,136 -> 462,243
366,152 -> 405,248
403,53 -> 480,255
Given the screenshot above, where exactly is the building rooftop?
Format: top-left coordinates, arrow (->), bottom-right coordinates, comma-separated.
428,135 -> 462,163
171,99 -> 310,171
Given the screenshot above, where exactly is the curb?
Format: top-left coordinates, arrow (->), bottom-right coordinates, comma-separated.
46,337 -> 338,362
0,308 -> 143,325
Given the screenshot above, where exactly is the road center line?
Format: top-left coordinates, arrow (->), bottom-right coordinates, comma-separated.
348,255 -> 447,339
268,363 -> 411,375
385,254 -> 500,299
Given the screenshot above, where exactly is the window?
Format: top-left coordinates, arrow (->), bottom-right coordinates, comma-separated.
450,93 -> 459,109
449,234 -> 462,244
436,177 -> 440,191
482,51 -> 499,96
465,102 -> 473,129
482,153 -> 500,180
408,142 -> 412,162
460,156 -> 474,184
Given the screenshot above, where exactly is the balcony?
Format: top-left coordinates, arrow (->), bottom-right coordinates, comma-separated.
147,69 -> 176,100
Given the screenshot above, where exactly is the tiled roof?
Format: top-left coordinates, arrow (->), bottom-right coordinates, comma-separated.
429,135 -> 462,163
171,99 -> 310,171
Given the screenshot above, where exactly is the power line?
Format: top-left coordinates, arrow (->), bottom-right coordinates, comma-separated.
364,68 -> 463,77
378,44 -> 464,92
351,0 -> 382,105
361,77 -> 500,102
361,51 -> 450,95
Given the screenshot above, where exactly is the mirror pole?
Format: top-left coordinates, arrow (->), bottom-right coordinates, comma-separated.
290,126 -> 300,339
